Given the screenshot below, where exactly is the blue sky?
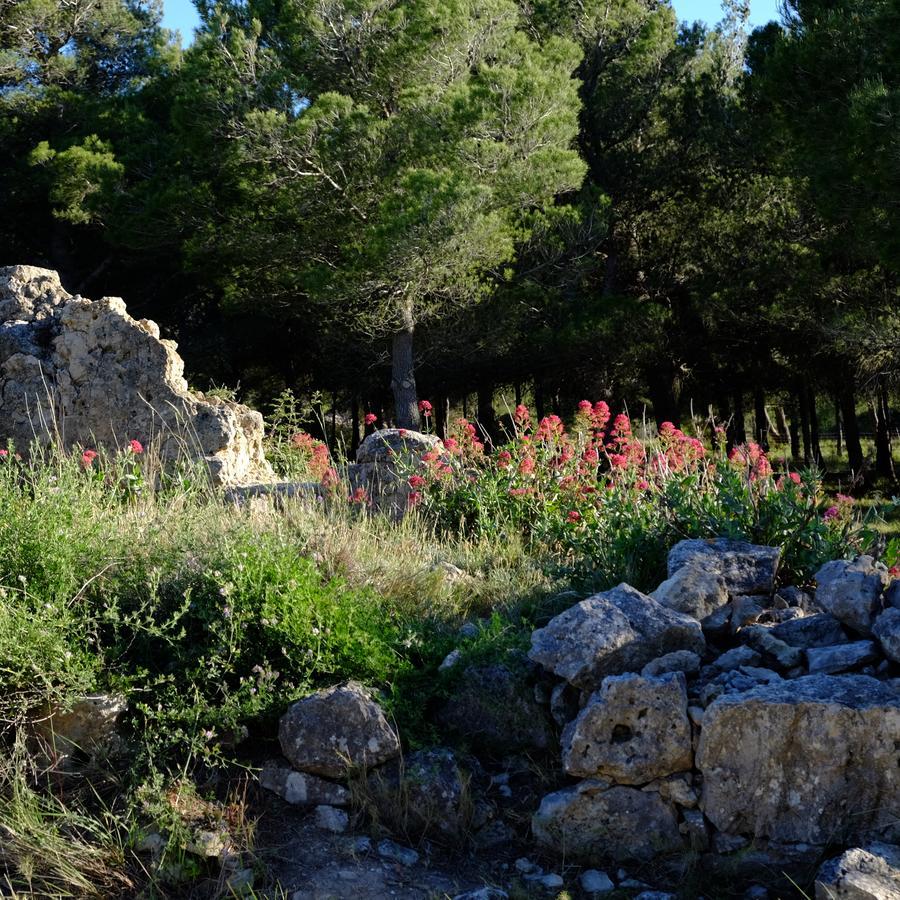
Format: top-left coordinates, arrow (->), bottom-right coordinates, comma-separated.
161,0 -> 782,44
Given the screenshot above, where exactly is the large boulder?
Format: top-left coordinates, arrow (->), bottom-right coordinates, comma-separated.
562,673 -> 692,784
528,584 -> 705,689
367,748 -> 469,842
813,557 -> 890,637
351,429 -> 444,516
666,538 -> 781,595
278,682 -> 400,778
815,843 -> 900,900
0,266 -> 271,484
532,779 -> 682,863
697,675 -> 900,844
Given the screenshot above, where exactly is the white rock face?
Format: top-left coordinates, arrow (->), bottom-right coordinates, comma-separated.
0,266 -> 272,484
815,843 -> 900,900
697,675 -> 900,844
562,673 -> 692,784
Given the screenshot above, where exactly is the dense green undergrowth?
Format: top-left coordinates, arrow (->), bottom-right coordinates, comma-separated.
0,422 -> 892,896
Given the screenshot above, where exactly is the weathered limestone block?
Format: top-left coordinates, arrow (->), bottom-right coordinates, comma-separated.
771,614 -> 849,649
0,266 -> 272,484
278,681 -> 400,778
806,641 -> 878,675
259,760 -> 351,807
33,693 -> 126,769
350,428 -> 443,516
651,564 -> 730,626
528,584 -> 704,689
813,557 -> 890,637
368,747 -> 468,840
873,607 -> 900,664
697,675 -> 900,844
667,538 -> 781,595
532,779 -> 682,863
815,843 -> 900,900
562,673 -> 692,784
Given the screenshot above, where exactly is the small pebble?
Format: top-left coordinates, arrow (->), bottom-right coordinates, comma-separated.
580,869 -> 615,893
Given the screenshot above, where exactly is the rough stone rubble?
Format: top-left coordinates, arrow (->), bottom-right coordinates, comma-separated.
0,265 -> 272,484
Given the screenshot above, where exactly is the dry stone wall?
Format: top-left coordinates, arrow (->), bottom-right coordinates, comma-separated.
0,266 -> 272,484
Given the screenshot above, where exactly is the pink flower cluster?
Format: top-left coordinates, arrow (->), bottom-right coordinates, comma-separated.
291,431 -> 332,481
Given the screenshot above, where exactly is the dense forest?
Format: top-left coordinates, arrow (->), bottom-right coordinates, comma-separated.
2,0 -> 899,477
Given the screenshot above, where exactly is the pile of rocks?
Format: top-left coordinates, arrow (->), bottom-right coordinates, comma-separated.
528,539 -> 900,893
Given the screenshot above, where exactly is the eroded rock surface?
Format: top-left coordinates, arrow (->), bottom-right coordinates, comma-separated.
667,538 -> 781,595
0,265 -> 271,484
532,779 -> 682,863
528,584 -> 704,689
815,843 -> 900,899
562,673 -> 692,784
813,557 -> 890,637
278,682 -> 400,778
697,675 -> 900,844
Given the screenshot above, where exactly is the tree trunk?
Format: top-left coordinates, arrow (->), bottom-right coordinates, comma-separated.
834,395 -> 842,459
730,391 -> 747,447
788,397 -> 800,466
753,386 -> 768,450
534,379 -> 546,420
391,316 -> 418,429
350,396 -> 360,457
477,383 -> 496,448
808,383 -> 822,465
839,385 -> 863,474
434,392 -> 447,440
874,378 -> 895,479
648,368 -> 679,427
514,382 -> 523,407
798,388 -> 811,465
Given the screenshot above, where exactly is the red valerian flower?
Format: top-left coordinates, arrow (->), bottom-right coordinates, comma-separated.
398,428 -> 407,437
890,565 -> 900,579
321,467 -> 339,490
497,450 -> 512,469
514,404 -> 531,428
0,449 -> 7,457
609,453 -> 627,469
418,399 -> 433,417
508,487 -> 531,497
823,506 -> 840,521
364,413 -> 377,426
518,455 -> 535,475
128,439 -> 143,454
789,472 -> 802,484
408,474 -> 426,489
566,510 -> 581,523
408,490 -> 422,507
349,487 -> 369,504
82,449 -> 98,466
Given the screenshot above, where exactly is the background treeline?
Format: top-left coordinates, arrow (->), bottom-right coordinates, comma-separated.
2,0 -> 900,478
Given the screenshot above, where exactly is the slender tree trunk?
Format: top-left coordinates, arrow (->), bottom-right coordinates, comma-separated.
874,378 -> 895,479
477,383 -> 496,448
753,386 -> 768,450
534,379 -> 546,420
834,395 -> 842,459
350,397 -> 360,457
330,392 -> 337,453
514,382 -> 523,407
730,391 -> 747,447
808,383 -> 823,465
798,388 -> 811,465
648,369 -> 679,427
787,398 -> 801,462
776,406 -> 790,445
839,385 -> 863,474
434,392 -> 447,440
391,308 -> 418,429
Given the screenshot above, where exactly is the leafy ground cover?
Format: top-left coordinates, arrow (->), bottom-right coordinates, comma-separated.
0,406 -> 893,897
